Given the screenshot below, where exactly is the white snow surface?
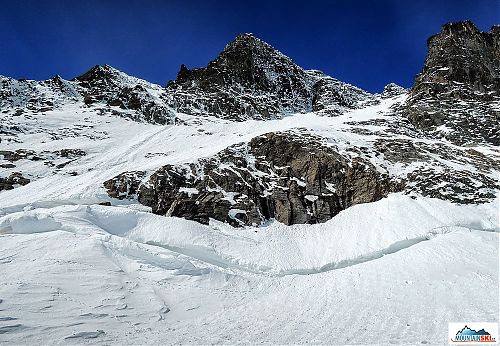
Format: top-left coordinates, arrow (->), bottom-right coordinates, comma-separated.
0,195 -> 498,344
0,91 -> 499,344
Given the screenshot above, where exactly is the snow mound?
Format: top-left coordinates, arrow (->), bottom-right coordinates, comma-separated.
0,210 -> 62,234
1,194 -> 496,274
0,195 -> 497,344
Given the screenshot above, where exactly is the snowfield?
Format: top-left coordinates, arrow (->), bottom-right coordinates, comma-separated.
0,91 -> 499,344
0,195 -> 498,344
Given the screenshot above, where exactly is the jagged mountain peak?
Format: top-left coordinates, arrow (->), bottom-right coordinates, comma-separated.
169,32 -> 303,91
70,64 -> 176,125
440,20 -> 479,35
73,64 -> 127,86
428,20 -> 498,52
221,33 -> 279,52
213,33 -> 303,88
172,33 -> 276,84
403,20 -> 500,145
421,20 -> 499,90
219,32 -> 289,61
165,33 -> 370,120
226,32 -> 263,47
415,19 -> 500,94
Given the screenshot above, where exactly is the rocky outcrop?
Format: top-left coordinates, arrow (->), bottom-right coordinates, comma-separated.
373,139 -> 499,204
75,65 -> 176,124
0,172 -> 30,191
404,21 -> 500,145
381,83 -> 406,98
0,148 -> 86,162
0,65 -> 176,126
105,132 -> 402,226
164,34 -> 370,120
310,71 -> 371,115
104,171 -> 146,200
0,75 -> 80,112
0,149 -> 88,189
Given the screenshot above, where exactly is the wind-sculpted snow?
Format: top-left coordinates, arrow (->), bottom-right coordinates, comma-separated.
0,195 -> 498,344
1,194 -> 497,274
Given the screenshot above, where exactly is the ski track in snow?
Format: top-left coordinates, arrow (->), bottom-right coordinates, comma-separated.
0,96 -> 499,344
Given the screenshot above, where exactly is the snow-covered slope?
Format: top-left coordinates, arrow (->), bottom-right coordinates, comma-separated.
0,195 -> 497,344
0,21 -> 499,345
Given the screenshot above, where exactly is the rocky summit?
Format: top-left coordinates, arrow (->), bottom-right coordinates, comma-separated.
1,21 -> 499,227
403,21 -> 500,145
74,65 -> 176,125
164,33 -> 370,119
0,64 -> 176,132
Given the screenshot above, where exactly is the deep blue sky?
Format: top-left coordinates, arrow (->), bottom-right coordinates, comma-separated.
0,0 -> 498,92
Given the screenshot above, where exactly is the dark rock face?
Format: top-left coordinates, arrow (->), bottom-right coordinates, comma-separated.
0,172 -> 30,191
373,139 -> 499,204
75,65 -> 176,124
404,21 -> 500,145
104,171 -> 146,200
0,149 -> 88,190
105,132 -> 402,226
164,34 -> 370,120
416,21 -> 499,93
381,83 -> 406,98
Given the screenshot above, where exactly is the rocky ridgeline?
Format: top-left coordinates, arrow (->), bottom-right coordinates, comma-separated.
75,65 -> 175,124
0,75 -> 80,112
2,21 -> 499,226
403,21 -> 500,145
164,34 -> 371,119
105,132 -> 401,226
1,34 -> 370,129
0,65 -> 176,128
